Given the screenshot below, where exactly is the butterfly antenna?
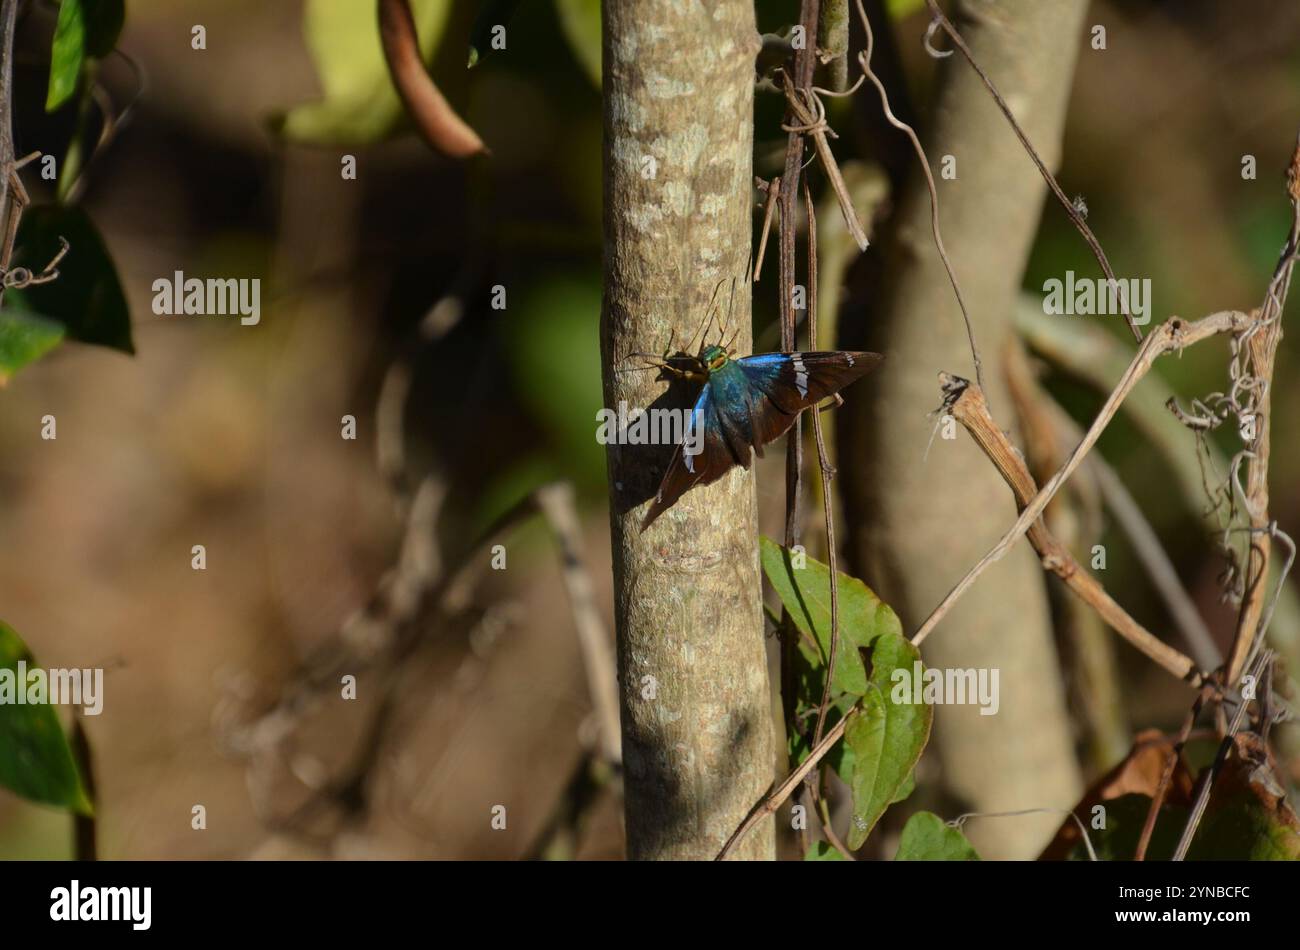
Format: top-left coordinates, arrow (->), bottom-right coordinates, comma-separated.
684,288 -> 718,356
720,276 -> 737,339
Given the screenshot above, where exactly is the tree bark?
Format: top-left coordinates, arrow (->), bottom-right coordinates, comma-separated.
840,0 -> 1087,858
601,1 -> 774,860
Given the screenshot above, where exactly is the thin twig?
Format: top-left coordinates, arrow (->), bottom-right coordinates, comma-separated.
951,808 -> 1098,862
816,794 -> 855,860
1134,683 -> 1211,860
852,0 -> 986,395
716,708 -> 857,860
922,0 -> 1142,343
805,180 -> 840,753
781,81 -> 869,251
1172,653 -> 1269,860
775,0 -> 821,794
779,0 -> 820,551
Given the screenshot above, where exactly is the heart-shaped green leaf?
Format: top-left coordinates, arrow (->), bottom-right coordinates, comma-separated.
894,811 -> 980,860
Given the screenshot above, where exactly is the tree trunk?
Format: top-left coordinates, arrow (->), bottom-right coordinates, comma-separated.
840,0 -> 1087,858
601,1 -> 774,860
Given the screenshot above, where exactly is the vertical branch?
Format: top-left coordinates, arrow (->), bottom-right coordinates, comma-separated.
0,0 -> 20,303
601,1 -> 774,860
779,0 -> 821,548
805,180 -> 838,753
1225,146 -> 1300,683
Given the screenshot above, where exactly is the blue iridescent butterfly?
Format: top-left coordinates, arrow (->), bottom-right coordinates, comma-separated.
630,295 -> 882,531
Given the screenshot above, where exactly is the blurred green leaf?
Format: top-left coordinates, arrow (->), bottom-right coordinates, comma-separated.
83,0 -> 124,58
45,0 -> 122,112
278,0 -> 452,145
894,811 -> 980,861
555,0 -> 600,88
0,622 -> 92,815
0,310 -> 64,383
804,841 -> 846,861
846,631 -> 932,849
886,0 -> 927,19
760,536 -> 903,696
503,272 -> 606,493
12,205 -> 133,355
46,0 -> 86,111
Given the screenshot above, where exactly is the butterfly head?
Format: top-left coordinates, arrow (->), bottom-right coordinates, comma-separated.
702,344 -> 729,373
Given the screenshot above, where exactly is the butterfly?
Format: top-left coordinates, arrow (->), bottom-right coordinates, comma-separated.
628,307 -> 882,531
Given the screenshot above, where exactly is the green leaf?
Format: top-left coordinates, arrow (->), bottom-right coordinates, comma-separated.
277,0 -> 452,145
760,536 -> 903,697
0,310 -> 65,383
45,0 -> 122,112
47,0 -> 86,111
804,841 -> 846,861
555,0 -> 601,88
0,622 -> 92,815
11,205 -> 133,355
891,768 -> 916,804
845,631 -> 932,849
894,812 -> 980,860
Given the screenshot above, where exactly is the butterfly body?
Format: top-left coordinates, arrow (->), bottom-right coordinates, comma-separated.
639,343 -> 882,530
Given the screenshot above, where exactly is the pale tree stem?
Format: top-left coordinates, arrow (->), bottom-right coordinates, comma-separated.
601,0 -> 775,860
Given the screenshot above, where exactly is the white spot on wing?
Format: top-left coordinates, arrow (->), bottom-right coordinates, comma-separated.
792,354 -> 809,398
846,353 -> 855,366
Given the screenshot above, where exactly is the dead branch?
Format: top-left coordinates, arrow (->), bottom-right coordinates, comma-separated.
913,310 -> 1252,649
942,375 -> 1202,685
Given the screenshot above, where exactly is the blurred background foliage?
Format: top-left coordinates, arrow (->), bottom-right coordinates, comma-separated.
0,0 -> 1298,859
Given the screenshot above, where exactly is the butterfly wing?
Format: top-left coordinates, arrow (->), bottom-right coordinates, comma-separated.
639,350 -> 882,531
639,382 -> 742,531
736,350 -> 883,448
